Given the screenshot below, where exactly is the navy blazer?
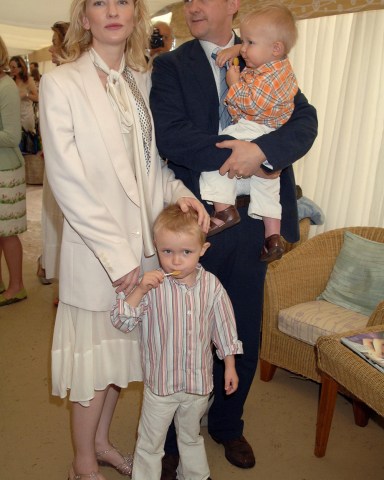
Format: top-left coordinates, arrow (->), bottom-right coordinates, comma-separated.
150,38 -> 318,242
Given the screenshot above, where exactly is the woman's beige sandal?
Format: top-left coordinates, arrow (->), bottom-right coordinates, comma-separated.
96,445 -> 133,476
68,465 -> 102,479
72,474 -> 99,480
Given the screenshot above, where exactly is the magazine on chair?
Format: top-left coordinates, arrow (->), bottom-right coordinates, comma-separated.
341,331 -> 384,374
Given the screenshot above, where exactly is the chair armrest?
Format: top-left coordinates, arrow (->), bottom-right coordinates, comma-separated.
367,300 -> 384,326
284,217 -> 311,253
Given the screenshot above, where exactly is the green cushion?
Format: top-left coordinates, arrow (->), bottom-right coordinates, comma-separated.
318,231 -> 384,316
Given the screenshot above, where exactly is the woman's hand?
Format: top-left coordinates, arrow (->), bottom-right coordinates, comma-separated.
112,266 -> 140,295
177,197 -> 210,234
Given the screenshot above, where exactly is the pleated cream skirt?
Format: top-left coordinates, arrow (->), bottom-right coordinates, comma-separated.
51,302 -> 143,406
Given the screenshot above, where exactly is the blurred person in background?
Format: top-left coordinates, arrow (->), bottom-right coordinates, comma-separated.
29,61 -> 40,75
36,21 -> 70,290
149,21 -> 174,57
147,21 -> 174,68
48,21 -> 70,66
0,36 -> 27,307
9,55 -> 38,135
30,66 -> 41,88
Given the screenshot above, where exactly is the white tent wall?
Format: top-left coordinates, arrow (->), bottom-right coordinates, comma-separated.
290,10 -> 384,234
1,0 -> 383,55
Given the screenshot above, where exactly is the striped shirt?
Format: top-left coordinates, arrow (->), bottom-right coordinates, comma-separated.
111,265 -> 243,396
225,57 -> 298,129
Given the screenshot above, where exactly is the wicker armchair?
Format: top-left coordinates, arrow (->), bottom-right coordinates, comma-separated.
284,217 -> 311,253
259,226 -> 384,383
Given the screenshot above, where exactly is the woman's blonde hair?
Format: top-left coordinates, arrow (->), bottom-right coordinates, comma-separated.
241,4 -> 298,53
60,0 -> 151,70
0,36 -> 9,70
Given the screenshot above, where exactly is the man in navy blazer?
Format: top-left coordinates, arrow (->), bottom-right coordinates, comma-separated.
150,0 -> 317,474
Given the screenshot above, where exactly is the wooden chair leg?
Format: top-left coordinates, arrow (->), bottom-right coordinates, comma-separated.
259,358 -> 277,381
352,399 -> 370,427
314,374 -> 339,457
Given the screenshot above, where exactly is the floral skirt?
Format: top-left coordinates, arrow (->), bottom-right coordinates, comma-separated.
0,163 -> 27,237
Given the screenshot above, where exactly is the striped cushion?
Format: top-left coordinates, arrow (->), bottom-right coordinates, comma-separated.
317,231 -> 384,316
278,300 -> 368,346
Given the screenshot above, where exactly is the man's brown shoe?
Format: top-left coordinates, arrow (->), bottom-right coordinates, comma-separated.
211,435 -> 255,469
161,453 -> 179,480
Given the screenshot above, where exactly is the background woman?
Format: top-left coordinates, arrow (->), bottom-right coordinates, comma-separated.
30,66 -> 41,88
49,21 -> 71,66
39,1 -> 209,479
9,55 -> 38,135
37,21 -> 70,290
0,36 -> 27,307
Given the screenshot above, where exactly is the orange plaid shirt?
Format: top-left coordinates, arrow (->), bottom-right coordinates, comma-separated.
225,57 -> 298,129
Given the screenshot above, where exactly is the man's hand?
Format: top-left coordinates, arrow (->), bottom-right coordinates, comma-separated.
216,139 -> 280,179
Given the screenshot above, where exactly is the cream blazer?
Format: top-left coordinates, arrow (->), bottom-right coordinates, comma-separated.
39,53 -> 192,311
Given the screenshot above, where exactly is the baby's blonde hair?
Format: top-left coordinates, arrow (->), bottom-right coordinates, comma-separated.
153,205 -> 206,246
241,3 -> 298,53
59,0 -> 151,70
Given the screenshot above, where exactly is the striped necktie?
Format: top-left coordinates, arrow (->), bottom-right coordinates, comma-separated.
212,50 -> 232,130
211,51 -> 232,130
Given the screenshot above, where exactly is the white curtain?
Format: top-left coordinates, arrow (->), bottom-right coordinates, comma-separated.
289,10 -> 384,235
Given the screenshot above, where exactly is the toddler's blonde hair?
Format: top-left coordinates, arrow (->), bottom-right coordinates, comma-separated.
154,205 -> 206,246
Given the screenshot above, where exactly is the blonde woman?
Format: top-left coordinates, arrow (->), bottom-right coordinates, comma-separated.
39,1 -> 209,479
0,36 -> 27,307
